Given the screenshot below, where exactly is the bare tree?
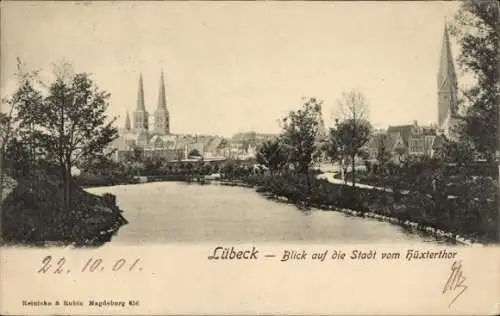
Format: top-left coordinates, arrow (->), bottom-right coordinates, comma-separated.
333,90 -> 371,188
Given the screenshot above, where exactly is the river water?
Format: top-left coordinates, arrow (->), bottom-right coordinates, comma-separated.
86,182 -> 444,244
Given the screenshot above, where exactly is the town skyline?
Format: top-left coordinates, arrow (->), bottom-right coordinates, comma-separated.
2,1 -> 460,137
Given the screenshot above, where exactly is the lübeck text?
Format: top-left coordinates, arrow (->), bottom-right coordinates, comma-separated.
208,246 -> 259,260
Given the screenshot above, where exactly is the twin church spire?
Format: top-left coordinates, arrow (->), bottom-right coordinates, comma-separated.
157,71 -> 167,111
127,71 -> 170,135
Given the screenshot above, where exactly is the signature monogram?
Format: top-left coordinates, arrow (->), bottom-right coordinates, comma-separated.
442,260 -> 468,308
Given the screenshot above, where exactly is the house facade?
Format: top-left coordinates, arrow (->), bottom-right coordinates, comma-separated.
364,121 -> 443,164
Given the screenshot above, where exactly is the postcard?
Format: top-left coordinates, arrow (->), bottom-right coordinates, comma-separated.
0,1 -> 499,315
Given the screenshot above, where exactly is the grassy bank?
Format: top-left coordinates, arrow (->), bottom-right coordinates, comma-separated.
335,161 -> 498,195
234,173 -> 497,244
1,174 -> 128,247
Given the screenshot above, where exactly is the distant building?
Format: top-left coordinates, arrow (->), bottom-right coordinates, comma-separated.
110,71 -> 183,161
364,129 -> 387,161
363,23 -> 464,163
364,121 -> 441,163
389,122 -> 439,159
230,131 -> 279,160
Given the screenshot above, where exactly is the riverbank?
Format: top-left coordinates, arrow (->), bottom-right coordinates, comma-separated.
206,175 -> 493,245
1,174 -> 128,247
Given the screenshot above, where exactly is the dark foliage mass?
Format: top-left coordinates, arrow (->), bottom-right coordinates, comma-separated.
1,173 -> 127,246
451,0 -> 499,161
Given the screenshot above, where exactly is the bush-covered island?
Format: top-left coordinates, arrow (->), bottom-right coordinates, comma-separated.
0,62 -> 127,247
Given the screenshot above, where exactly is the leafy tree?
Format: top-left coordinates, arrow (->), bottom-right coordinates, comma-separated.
324,122 -> 347,184
200,163 -> 213,175
221,161 -> 235,178
280,97 -> 323,192
451,0 -> 499,161
255,138 -> 288,175
36,63 -> 118,210
3,137 -> 32,177
438,137 -> 474,166
312,137 -> 328,166
331,119 -> 371,187
375,133 -> 393,176
10,72 -> 45,175
1,58 -> 43,230
188,148 -> 202,157
332,90 -> 372,188
0,109 -> 14,177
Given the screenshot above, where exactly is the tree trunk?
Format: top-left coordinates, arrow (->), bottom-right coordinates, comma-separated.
341,159 -> 348,185
65,168 -> 72,211
340,159 -> 344,183
305,166 -> 310,195
59,160 -> 66,209
351,154 -> 356,188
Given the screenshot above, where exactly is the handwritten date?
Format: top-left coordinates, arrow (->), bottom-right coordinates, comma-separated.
37,256 -> 143,274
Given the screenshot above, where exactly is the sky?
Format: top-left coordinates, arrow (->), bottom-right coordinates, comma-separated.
1,1 -> 460,137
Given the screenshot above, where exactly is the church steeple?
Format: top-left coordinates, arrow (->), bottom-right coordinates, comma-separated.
124,111 -> 131,131
136,73 -> 146,112
157,70 -> 167,111
438,23 -> 457,91
437,22 -> 459,132
154,70 -> 170,135
133,73 -> 149,132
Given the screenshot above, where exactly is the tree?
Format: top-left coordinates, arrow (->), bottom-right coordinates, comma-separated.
256,138 -> 288,175
221,161 -> 235,179
333,90 -> 372,188
36,63 -> 118,210
324,122 -> 348,184
8,69 -> 45,176
188,149 -> 202,158
0,111 -> 14,224
0,108 -> 15,177
438,137 -> 474,166
375,133 -> 393,177
280,97 -> 323,192
1,58 -> 44,239
3,137 -> 31,177
451,0 -> 499,161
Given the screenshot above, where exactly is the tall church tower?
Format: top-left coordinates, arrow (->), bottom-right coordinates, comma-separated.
154,71 -> 170,135
133,73 -> 149,133
124,111 -> 131,131
437,23 -> 459,137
